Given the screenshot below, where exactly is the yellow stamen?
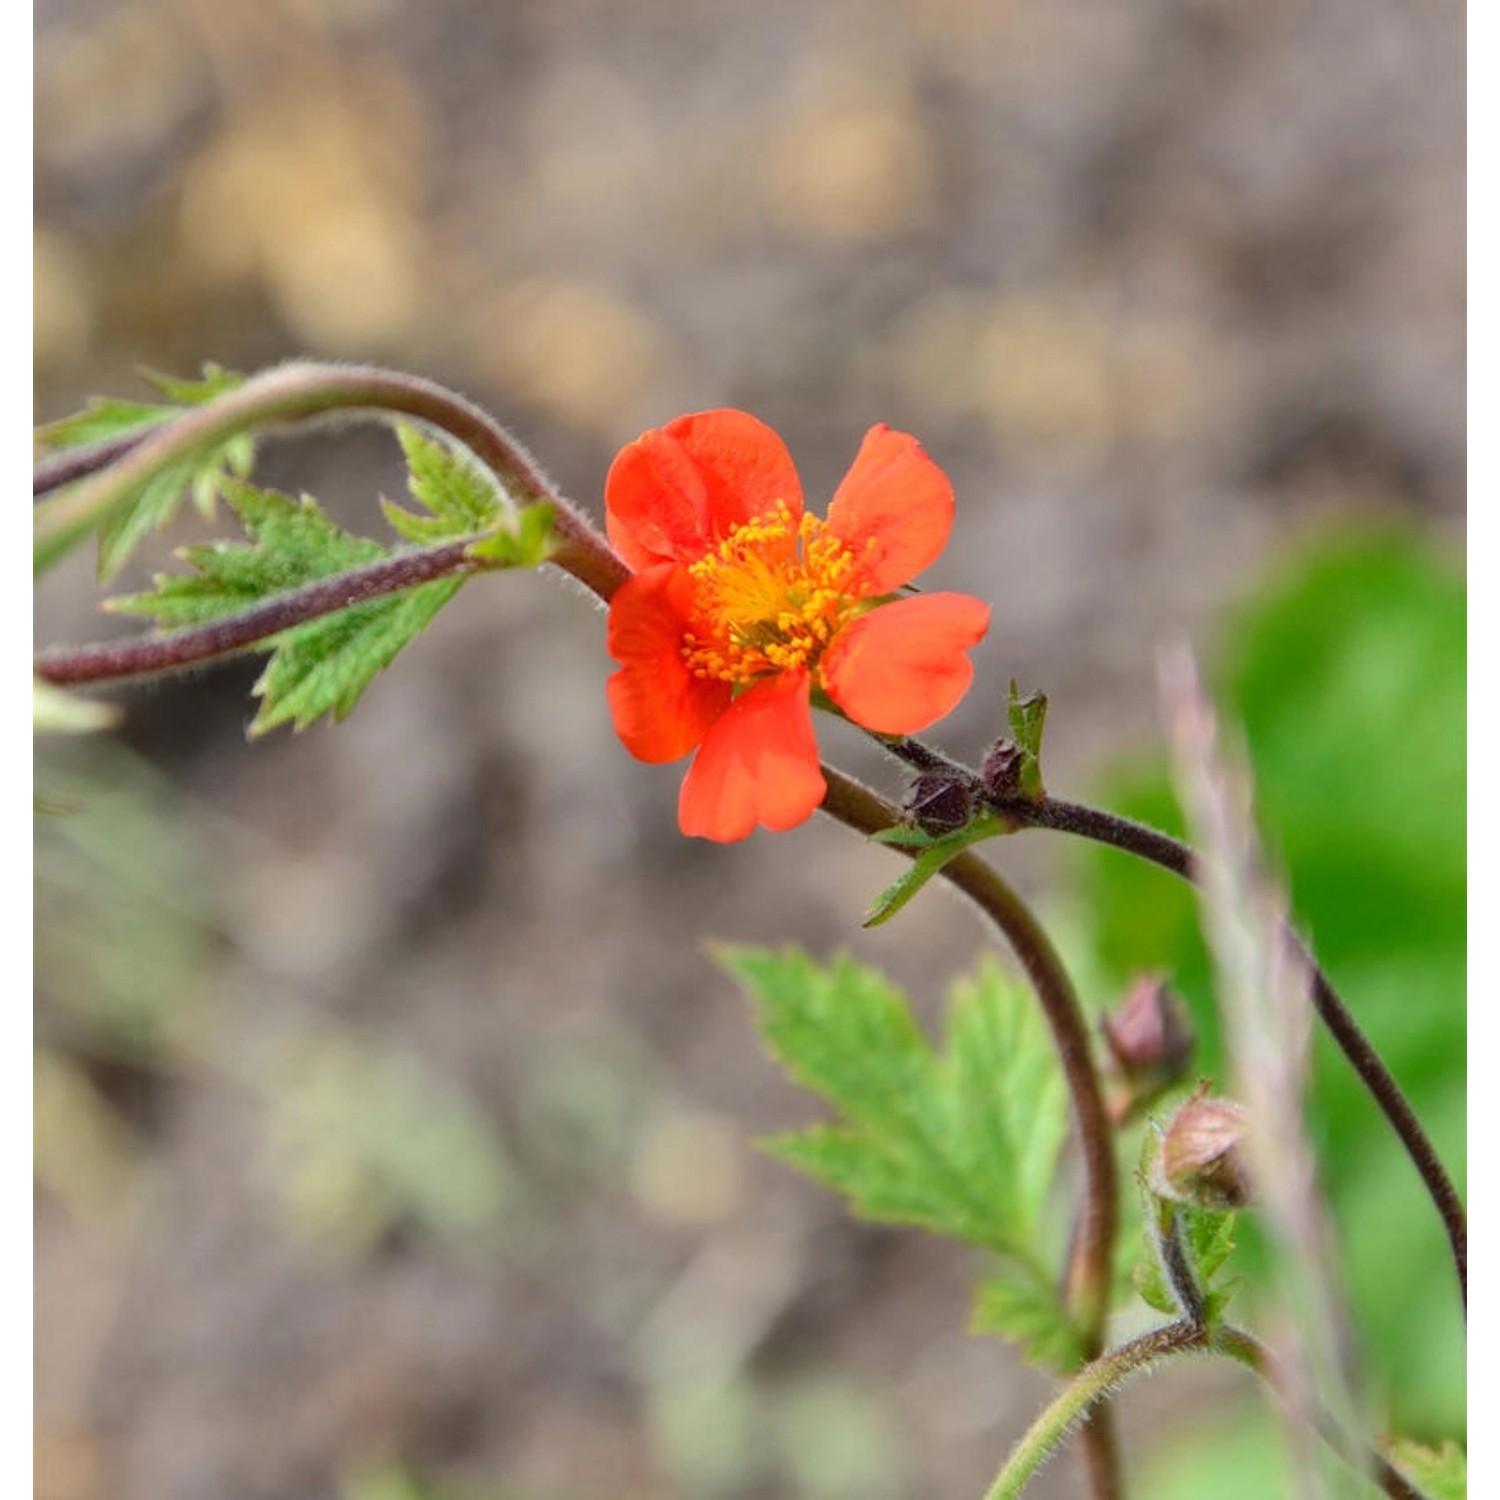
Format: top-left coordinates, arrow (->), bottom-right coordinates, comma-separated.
682,504 -> 864,685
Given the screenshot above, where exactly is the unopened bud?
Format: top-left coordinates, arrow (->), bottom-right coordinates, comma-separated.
904,772 -> 974,836
981,740 -> 1026,799
1154,1086 -> 1252,1209
1103,976 -> 1195,1096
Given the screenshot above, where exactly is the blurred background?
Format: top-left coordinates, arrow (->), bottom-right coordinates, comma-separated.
34,2 -> 1464,1498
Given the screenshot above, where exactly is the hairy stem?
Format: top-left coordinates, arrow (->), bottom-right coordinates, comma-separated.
983,1320 -> 1208,1500
1017,795 -> 1465,1311
817,767 -> 1123,1499
982,1320 -> 1428,1500
35,538 -> 493,685
33,361 -> 631,599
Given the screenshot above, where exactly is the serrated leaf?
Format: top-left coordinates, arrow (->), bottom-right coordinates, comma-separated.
109,480 -> 468,734
971,1271 -> 1083,1369
1383,1439 -> 1465,1500
382,424 -> 504,543
1007,680 -> 1048,800
724,948 -> 1069,1260
249,576 -> 463,734
36,365 -> 253,580
863,810 -> 1007,927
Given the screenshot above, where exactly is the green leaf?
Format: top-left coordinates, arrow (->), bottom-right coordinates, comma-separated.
1007,681 -> 1048,800
1384,1439 -> 1465,1500
381,424 -> 504,543
724,948 -> 1069,1259
109,480 -> 465,734
863,810 -> 1007,927
971,1272 -> 1082,1369
36,365 -> 252,581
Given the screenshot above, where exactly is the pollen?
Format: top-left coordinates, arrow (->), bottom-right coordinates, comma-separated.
681,504 -> 869,684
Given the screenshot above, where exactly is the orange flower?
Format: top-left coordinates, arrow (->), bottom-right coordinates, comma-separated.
605,410 -> 991,841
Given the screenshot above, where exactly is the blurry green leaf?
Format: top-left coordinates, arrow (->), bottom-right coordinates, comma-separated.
772,1378 -> 899,1500
725,949 -> 1068,1262
381,424 -> 503,543
1384,1439 -> 1465,1499
1007,681 -> 1048,799
33,679 -> 119,736
970,1272 -> 1081,1369
109,480 -> 464,733
262,1031 -> 512,1254
650,1377 -> 759,1496
36,365 -> 252,581
863,811 -> 1007,927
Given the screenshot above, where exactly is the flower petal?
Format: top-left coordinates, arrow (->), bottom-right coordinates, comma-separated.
607,563 -> 731,762
820,593 -> 990,734
678,670 -> 825,841
606,410 -> 804,571
826,425 -> 955,594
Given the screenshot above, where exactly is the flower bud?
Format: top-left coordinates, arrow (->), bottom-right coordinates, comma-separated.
1154,1086 -> 1252,1209
980,739 -> 1026,799
1102,976 -> 1195,1096
903,772 -> 974,836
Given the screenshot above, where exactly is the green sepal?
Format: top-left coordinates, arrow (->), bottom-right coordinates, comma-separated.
1007,680 -> 1048,800
863,810 -> 1007,927
1134,1129 -> 1238,1323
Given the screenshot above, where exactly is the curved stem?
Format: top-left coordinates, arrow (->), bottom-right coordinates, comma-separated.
817,767 -> 1123,1497
1017,795 -> 1466,1311
983,1321 -> 1207,1500
982,1319 -> 1428,1500
34,537 -> 493,685
33,361 -> 631,600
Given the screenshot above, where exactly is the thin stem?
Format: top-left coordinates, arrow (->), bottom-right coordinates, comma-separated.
34,538 -> 492,686
817,767 -> 1123,1499
1016,795 -> 1466,1311
33,361 -> 632,600
982,1320 -> 1208,1500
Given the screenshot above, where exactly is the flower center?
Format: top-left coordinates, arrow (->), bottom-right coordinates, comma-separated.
682,503 -> 866,685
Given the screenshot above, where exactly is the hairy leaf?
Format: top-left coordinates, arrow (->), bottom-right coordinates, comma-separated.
1006,680 -> 1048,800
110,481 -> 464,733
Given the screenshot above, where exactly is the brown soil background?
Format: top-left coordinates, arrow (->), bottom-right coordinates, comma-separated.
35,2 -> 1463,1498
